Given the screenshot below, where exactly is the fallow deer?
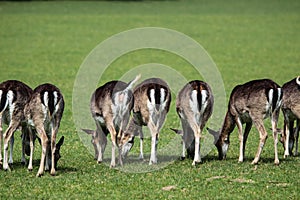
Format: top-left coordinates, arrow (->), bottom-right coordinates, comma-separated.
25,83 -> 64,177
172,80 -> 214,165
0,80 -> 33,171
208,79 -> 282,165
121,78 -> 171,165
281,76 -> 300,157
85,75 -> 140,168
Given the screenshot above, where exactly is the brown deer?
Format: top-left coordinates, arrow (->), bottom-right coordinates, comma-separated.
208,79 -> 282,165
172,80 -> 214,165
0,80 -> 33,171
280,76 -> 300,157
120,78 -> 171,165
25,83 -> 64,177
85,75 -> 140,168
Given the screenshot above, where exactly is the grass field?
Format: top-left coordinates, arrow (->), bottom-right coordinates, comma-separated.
0,0 -> 299,199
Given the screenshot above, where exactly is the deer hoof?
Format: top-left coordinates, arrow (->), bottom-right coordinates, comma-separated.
97,160 -> 102,164
50,170 -> 56,176
251,160 -> 258,165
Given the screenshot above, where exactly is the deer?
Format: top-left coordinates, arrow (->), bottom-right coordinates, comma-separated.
120,78 -> 171,165
0,80 -> 34,171
83,75 -> 140,168
171,80 -> 214,165
207,79 -> 282,165
280,76 -> 300,157
24,83 -> 64,177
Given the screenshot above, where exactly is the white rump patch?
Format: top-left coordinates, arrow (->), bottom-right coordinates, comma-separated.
43,91 -> 49,107
112,91 -> 130,125
147,88 -> 168,126
7,90 -> 14,119
296,76 -> 300,86
265,89 -> 273,114
0,90 -> 2,103
276,88 -> 282,109
200,90 -> 208,114
53,91 -> 58,106
189,90 -> 199,114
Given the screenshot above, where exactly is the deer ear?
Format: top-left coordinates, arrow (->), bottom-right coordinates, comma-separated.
206,127 -> 220,143
82,129 -> 95,135
170,128 -> 183,136
57,136 -> 64,147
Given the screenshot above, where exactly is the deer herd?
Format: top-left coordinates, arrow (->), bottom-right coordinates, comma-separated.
0,75 -> 299,177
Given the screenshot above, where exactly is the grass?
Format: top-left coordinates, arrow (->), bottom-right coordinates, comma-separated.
0,0 -> 299,199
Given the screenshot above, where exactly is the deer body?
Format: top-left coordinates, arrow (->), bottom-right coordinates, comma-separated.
0,80 -> 33,171
25,83 -> 64,177
175,80 -> 214,165
87,75 -> 140,168
208,79 -> 282,165
281,76 -> 300,157
121,78 -> 171,165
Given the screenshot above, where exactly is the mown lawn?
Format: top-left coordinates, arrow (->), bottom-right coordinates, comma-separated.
0,0 -> 299,199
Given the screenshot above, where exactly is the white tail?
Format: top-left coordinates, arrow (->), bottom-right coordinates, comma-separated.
121,78 -> 171,165
174,80 -> 214,165
25,83 -> 64,177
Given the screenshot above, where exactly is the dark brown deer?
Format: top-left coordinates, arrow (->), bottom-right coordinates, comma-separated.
172,80 -> 214,165
85,75 -> 140,168
120,78 -> 171,165
0,80 -> 33,171
25,83 -> 64,177
208,79 -> 282,165
280,76 -> 300,157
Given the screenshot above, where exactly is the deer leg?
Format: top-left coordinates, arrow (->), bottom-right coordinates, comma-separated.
242,122 -> 252,160
21,128 -> 26,165
283,113 -> 291,158
190,121 -> 202,166
138,127 -> 144,160
180,119 -> 189,160
36,126 -> 48,177
27,127 -> 34,171
236,118 -> 244,163
50,123 -> 58,176
294,119 -> 299,156
148,119 -> 158,165
252,121 -> 268,165
3,123 -> 18,170
271,111 -> 280,165
0,115 -> 3,165
8,134 -> 14,164
107,124 -> 117,168
95,122 -> 106,163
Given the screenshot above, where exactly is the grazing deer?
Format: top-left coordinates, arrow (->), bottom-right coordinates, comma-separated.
25,83 -> 64,177
121,78 -> 171,165
86,75 -> 140,168
172,80 -> 214,165
0,80 -> 33,171
208,79 -> 282,165
280,76 -> 300,157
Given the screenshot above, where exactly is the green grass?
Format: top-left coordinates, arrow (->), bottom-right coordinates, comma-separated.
0,0 -> 299,199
